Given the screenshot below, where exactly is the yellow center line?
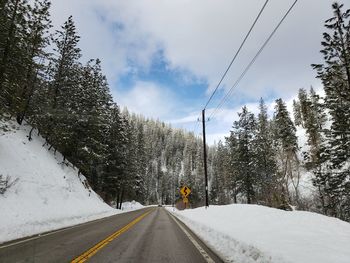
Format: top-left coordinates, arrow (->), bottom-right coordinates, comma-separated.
71,209 -> 153,263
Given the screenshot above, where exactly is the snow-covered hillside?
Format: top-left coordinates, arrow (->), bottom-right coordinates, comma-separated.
168,204 -> 350,263
0,121 -> 121,244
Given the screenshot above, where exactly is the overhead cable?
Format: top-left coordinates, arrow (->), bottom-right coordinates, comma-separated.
203,0 -> 270,110
209,0 -> 298,120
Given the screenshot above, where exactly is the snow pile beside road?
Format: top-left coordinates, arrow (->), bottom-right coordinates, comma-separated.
121,200 -> 144,211
167,204 -> 350,263
0,121 -> 119,244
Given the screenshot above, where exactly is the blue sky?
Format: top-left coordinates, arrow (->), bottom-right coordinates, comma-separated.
50,0 -> 335,143
114,51 -> 208,123
117,50 -> 208,112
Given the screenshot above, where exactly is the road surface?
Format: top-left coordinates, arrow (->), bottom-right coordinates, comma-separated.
0,207 -> 223,262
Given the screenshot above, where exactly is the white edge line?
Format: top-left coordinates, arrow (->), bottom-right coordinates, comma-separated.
168,211 -> 216,263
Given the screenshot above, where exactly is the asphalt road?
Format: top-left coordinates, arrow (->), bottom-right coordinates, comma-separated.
0,207 -> 223,263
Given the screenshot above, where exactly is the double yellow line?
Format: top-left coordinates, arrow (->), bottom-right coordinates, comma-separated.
71,209 -> 152,263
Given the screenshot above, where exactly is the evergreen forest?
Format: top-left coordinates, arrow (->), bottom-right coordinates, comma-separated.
1,1 -> 349,222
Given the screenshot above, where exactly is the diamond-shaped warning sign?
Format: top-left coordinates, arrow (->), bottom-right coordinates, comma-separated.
180,186 -> 191,197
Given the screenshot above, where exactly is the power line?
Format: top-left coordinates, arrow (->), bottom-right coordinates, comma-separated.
193,117 -> 200,133
209,0 -> 298,120
192,113 -> 202,135
203,0 -> 270,110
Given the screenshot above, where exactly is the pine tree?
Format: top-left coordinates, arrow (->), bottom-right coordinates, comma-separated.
71,59 -> 113,193
303,87 -> 327,169
312,3 -> 350,168
0,0 -> 29,113
15,0 -> 52,125
228,106 -> 257,204
292,99 -> 302,127
44,16 -> 82,154
212,140 -> 229,204
134,121 -> 147,202
309,87 -> 327,132
123,118 -> 139,204
298,88 -> 309,126
194,141 -> 205,206
255,98 -> 278,206
103,105 -> 128,205
209,144 -> 219,204
312,3 -> 350,220
274,98 -> 300,206
225,132 -> 239,203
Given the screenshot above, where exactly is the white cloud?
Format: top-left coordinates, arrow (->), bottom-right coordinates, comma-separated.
49,1 -> 333,142
90,0 -> 330,97
50,0 -> 332,95
49,0 -> 159,82
112,81 -> 176,119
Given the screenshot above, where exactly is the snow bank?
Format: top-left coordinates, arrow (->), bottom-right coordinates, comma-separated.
0,121 -> 120,244
121,200 -> 144,211
167,204 -> 350,263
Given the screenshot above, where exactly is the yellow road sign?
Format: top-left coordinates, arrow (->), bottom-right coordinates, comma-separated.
180,186 -> 191,197
183,197 -> 188,204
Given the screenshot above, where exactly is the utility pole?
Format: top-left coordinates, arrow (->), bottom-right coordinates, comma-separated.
202,109 -> 209,208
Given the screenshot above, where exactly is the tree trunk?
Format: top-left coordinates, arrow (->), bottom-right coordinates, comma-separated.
28,127 -> 34,141
318,184 -> 327,215
116,190 -> 120,209
119,188 -> 125,209
246,170 -> 251,204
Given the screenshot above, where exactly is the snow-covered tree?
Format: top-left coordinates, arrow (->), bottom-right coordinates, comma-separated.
255,99 -> 278,206
227,106 -> 257,204
312,3 -> 350,220
274,98 -> 300,206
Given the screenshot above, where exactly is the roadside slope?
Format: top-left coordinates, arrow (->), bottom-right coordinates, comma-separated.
0,121 -> 118,244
